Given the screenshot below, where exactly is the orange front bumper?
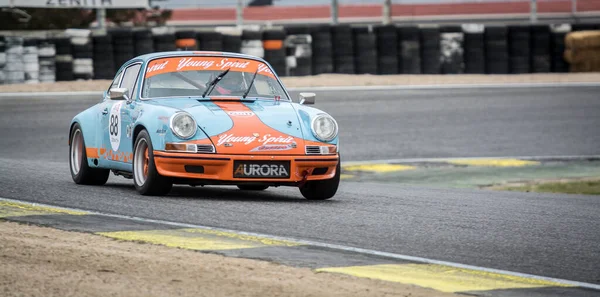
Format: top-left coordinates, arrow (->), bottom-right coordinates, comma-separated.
153,151 -> 339,184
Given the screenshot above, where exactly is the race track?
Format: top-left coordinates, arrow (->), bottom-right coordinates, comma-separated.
1,86 -> 599,286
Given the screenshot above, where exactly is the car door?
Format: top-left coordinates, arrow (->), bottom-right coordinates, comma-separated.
101,63 -> 142,170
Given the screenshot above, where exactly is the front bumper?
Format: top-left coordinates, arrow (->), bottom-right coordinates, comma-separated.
153,151 -> 339,185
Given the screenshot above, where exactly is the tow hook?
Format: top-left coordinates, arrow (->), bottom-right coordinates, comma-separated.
298,170 -> 310,188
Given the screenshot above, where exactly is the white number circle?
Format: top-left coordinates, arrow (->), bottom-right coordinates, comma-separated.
108,102 -> 123,151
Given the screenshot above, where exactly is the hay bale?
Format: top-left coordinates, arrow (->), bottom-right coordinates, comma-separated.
565,31 -> 600,49
564,48 -> 600,63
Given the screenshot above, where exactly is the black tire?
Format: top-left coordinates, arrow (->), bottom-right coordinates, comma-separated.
299,161 -> 340,200
69,123 -> 109,185
133,130 -> 172,196
237,185 -> 269,191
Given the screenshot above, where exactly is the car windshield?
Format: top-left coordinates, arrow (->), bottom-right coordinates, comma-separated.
141,56 -> 289,100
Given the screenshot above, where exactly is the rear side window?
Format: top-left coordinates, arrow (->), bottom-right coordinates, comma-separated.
119,64 -> 142,98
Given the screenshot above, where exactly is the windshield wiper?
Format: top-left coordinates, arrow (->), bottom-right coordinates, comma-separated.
242,69 -> 259,99
202,68 -> 230,98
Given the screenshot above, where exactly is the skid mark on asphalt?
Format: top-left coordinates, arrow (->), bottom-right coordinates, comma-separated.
0,201 -> 87,218
97,228 -> 300,251
446,159 -> 540,167
317,264 -> 572,293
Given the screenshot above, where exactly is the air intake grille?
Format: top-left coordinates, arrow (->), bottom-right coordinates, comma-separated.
305,146 -> 322,155
196,144 -> 215,153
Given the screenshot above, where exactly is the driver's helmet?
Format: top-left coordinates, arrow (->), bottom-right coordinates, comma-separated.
214,71 -> 246,95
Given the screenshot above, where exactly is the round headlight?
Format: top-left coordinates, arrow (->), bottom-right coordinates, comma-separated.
311,114 -> 338,142
170,112 -> 197,139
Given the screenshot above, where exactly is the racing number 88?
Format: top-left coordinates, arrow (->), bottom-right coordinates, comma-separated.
110,114 -> 119,136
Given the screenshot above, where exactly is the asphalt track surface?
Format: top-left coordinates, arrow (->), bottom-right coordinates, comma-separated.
1,86 -> 599,285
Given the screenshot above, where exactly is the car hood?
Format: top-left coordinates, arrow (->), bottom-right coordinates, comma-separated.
145,98 -> 308,155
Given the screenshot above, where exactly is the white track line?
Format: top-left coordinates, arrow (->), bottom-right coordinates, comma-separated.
1,82 -> 599,99
1,196 -> 599,291
341,155 -> 600,166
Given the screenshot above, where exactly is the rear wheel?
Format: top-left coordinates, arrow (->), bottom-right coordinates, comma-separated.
299,162 -> 341,200
133,130 -> 172,196
237,185 -> 269,191
69,123 -> 109,185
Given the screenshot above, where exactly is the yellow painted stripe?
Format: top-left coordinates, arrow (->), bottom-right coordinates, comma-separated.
0,201 -> 87,218
317,264 -> 572,293
447,159 -> 540,167
343,164 -> 416,173
97,228 -> 300,251
340,174 -> 354,180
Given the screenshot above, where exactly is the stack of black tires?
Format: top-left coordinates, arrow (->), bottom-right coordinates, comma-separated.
440,25 -> 464,74
311,25 -> 333,75
485,25 -> 509,74
397,26 -> 421,74
262,28 -> 287,76
462,24 -> 485,74
375,25 -> 398,74
175,30 -> 197,50
153,31 -> 177,52
530,25 -> 551,73
221,31 -> 242,53
353,26 -> 377,74
112,29 -> 135,68
54,37 -> 73,81
197,31 -> 223,51
92,34 -> 115,79
508,25 -> 531,73
330,25 -> 353,74
285,26 -> 312,76
134,29 -> 154,56
420,25 -> 441,74
550,24 -> 571,72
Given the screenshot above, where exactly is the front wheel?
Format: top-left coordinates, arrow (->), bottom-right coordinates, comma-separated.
133,130 -> 172,196
69,123 -> 109,185
299,162 -> 341,200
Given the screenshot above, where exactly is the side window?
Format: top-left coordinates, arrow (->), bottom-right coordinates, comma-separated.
119,64 -> 142,99
108,70 -> 123,92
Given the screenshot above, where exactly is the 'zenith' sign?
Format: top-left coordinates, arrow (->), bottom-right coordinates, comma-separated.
1,0 -> 148,8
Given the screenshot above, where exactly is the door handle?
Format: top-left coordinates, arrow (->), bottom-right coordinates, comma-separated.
102,108 -> 108,115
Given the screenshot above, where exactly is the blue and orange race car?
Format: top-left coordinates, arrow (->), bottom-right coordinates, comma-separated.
69,51 -> 340,200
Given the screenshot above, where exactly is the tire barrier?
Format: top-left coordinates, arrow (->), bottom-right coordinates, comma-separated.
397,26 -> 421,74
508,25 -> 531,74
67,29 -> 93,80
197,31 -> 223,51
134,29 -> 154,56
530,25 -> 551,73
550,24 -> 571,73
38,40 -> 56,83
111,29 -> 134,69
92,34 -> 115,79
222,33 -> 242,53
5,36 -> 25,84
440,25 -> 464,74
311,25 -> 333,75
153,33 -> 177,52
23,38 -> 40,84
284,26 -> 312,76
420,25 -> 441,74
564,30 -> 600,72
241,30 -> 264,58
462,24 -> 485,74
175,30 -> 197,50
262,28 -> 287,76
330,25 -> 353,74
54,37 -> 73,81
0,36 -> 6,84
375,25 -> 398,75
353,26 -> 377,74
485,25 -> 509,74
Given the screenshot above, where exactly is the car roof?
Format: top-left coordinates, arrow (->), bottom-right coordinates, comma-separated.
133,51 -> 268,64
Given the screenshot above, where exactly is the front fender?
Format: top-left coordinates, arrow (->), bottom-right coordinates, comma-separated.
292,103 -> 339,145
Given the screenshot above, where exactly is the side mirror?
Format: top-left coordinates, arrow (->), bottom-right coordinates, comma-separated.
299,92 -> 316,105
109,87 -> 129,101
